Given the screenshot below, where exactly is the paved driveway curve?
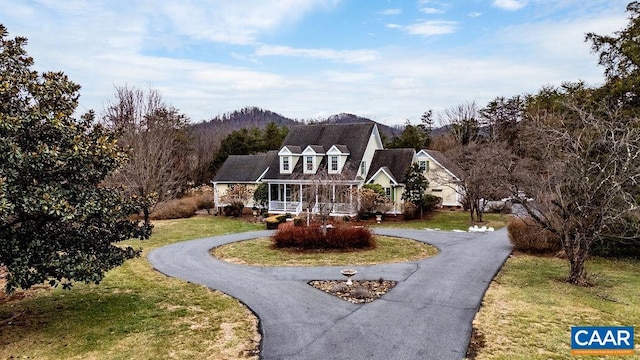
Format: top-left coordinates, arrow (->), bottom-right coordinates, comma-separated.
148,228 -> 512,360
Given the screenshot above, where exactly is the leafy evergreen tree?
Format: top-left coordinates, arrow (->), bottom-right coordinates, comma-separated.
0,25 -> 151,292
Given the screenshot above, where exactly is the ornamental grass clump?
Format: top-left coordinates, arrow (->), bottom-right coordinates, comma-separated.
271,223 -> 375,250
507,218 -> 561,254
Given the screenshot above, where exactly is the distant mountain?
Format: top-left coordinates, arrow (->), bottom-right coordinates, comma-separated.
189,107 -> 403,143
318,113 -> 403,139
190,106 -> 300,135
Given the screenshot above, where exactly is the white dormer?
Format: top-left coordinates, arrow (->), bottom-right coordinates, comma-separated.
302,145 -> 325,174
326,145 -> 350,174
278,145 -> 301,174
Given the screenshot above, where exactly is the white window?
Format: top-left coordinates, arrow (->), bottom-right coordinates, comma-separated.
419,160 -> 429,172
282,157 -> 289,171
385,187 -> 391,199
306,156 -> 313,171
330,156 -> 338,172
360,161 -> 366,176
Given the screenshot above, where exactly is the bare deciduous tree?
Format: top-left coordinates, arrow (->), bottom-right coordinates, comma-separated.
444,142 -> 512,224
102,85 -> 191,225
514,102 -> 640,285
439,101 -> 480,146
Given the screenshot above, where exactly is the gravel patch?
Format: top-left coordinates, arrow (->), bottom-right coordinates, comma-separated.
308,279 -> 397,304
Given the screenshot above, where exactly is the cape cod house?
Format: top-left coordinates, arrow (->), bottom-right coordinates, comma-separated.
212,122 -> 463,216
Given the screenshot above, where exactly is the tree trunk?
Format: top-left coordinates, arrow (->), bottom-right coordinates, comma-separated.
143,207 -> 151,228
475,204 -> 483,223
565,234 -> 590,286
468,202 -> 476,225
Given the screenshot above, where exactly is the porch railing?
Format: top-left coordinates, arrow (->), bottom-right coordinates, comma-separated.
269,201 -> 302,213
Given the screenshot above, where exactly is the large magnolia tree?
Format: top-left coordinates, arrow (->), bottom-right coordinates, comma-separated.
0,25 -> 151,292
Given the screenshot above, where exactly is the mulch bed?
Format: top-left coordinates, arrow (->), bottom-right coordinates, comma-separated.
308,279 -> 396,304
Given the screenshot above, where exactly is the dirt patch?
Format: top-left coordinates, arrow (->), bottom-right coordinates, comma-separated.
308,279 -> 396,304
466,326 -> 486,359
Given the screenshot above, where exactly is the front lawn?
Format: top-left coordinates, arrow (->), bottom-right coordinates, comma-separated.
378,210 -> 509,231
471,255 -> 640,359
0,216 -> 264,360
212,235 -> 438,266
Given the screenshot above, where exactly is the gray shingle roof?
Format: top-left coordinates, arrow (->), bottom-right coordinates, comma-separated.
424,150 -> 464,179
306,145 -> 325,153
263,123 -> 375,180
212,151 -> 278,182
366,148 -> 415,184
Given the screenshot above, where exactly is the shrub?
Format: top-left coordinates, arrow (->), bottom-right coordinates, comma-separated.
150,196 -> 199,220
271,223 -> 375,250
507,218 -> 561,254
293,217 -> 305,227
223,201 -> 244,217
421,194 -> 442,213
402,202 -> 419,220
265,214 -> 287,230
593,214 -> 640,257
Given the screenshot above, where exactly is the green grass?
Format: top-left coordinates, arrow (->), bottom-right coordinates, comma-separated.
472,255 -> 640,359
378,210 -> 509,231
0,216 -> 264,360
212,235 -> 438,267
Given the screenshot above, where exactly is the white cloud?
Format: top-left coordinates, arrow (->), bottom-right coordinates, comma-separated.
420,7 -> 445,14
155,0 -> 340,45
493,0 -> 527,11
378,8 -> 402,15
417,0 -> 447,14
404,20 -> 458,36
468,12 -> 482,18
254,45 -> 379,63
386,23 -> 402,29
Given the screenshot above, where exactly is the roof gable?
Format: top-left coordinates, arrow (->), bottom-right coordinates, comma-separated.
263,123 -> 376,180
366,148 -> 415,184
417,149 -> 463,180
212,151 -> 277,182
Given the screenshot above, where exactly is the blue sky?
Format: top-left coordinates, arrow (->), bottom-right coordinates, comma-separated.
0,0 -> 631,126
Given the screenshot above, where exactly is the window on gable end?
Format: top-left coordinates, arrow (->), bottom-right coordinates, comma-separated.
419,160 -> 429,172
282,156 -> 290,172
360,161 -> 366,176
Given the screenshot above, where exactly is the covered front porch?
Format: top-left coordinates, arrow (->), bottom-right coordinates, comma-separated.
267,182 -> 359,216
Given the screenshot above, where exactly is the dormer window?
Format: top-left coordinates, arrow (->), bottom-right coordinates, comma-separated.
301,145 -> 324,174
278,145 -> 300,174
330,156 -> 338,172
327,145 -> 349,174
306,156 -> 313,171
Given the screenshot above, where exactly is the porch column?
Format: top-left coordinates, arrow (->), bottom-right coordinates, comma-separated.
299,183 -> 303,213
268,183 -> 271,211
284,184 -> 287,212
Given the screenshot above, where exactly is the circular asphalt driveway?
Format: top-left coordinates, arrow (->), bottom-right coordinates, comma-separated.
148,228 -> 512,360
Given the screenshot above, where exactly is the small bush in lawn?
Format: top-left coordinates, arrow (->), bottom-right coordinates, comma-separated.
265,215 -> 287,230
402,202 -> 418,220
507,218 -> 561,254
223,201 -> 244,217
150,196 -> 200,220
421,195 -> 442,213
271,223 -> 375,250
